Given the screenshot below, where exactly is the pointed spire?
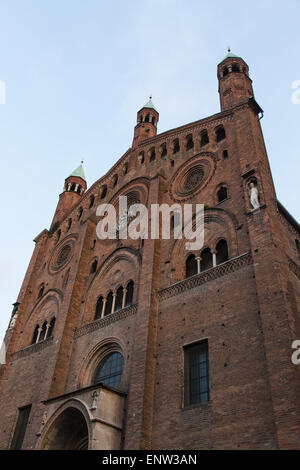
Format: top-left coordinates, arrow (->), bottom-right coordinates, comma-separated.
141,96 -> 158,112
69,162 -> 86,181
222,47 -> 240,61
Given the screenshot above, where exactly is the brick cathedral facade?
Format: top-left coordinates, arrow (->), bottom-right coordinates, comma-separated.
0,52 -> 299,450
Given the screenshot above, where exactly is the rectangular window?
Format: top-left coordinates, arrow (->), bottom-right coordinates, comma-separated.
184,340 -> 209,406
10,405 -> 31,450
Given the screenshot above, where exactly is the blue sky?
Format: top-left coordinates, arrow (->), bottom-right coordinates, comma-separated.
0,0 -> 299,344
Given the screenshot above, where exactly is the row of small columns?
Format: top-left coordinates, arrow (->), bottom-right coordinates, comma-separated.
138,114 -> 156,125
64,182 -> 84,194
99,288 -> 128,318
34,320 -> 53,344
195,250 -> 217,274
137,131 -> 224,163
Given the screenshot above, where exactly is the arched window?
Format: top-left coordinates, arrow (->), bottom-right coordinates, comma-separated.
93,352 -> 124,388
173,139 -> 180,154
37,283 -> 44,299
78,207 -> 83,220
32,325 -> 39,344
232,63 -> 240,72
223,150 -> 228,159
186,134 -> 194,151
215,126 -> 226,143
150,148 -> 156,162
89,195 -> 95,209
90,259 -> 98,274
138,152 -> 145,164
200,130 -> 209,147
123,163 -> 128,175
145,114 -> 150,123
101,185 -> 107,199
152,116 -> 155,124
56,230 -> 61,243
66,218 -> 72,231
161,143 -> 167,158
77,185 -> 82,194
47,318 -> 56,338
216,239 -> 229,265
70,183 -> 76,192
39,321 -> 48,342
112,175 -> 118,188
295,239 -> 300,261
104,292 -> 113,316
186,254 -> 197,278
115,286 -> 123,312
95,296 -> 103,320
200,248 -> 213,272
125,281 -> 134,307
217,186 -> 228,203
223,67 -> 229,77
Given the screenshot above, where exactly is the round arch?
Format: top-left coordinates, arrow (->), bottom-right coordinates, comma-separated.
39,399 -> 91,450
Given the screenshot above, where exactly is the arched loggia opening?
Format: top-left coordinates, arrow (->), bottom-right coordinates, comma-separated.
42,407 -> 89,450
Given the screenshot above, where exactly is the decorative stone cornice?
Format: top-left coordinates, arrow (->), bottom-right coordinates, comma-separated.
10,337 -> 53,361
75,303 -> 137,338
158,252 -> 252,301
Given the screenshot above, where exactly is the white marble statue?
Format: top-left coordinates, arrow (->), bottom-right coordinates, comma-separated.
249,182 -> 260,210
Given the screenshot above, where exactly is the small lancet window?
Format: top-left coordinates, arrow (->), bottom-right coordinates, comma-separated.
145,114 -> 150,122
173,139 -> 180,154
186,254 -> 197,278
89,195 -> 95,209
37,283 -> 44,299
200,248 -> 213,272
186,134 -> 194,151
150,148 -> 156,162
95,296 -> 103,320
113,175 -> 118,188
232,63 -> 240,72
66,218 -> 72,231
125,281 -> 134,307
56,230 -> 61,243
90,259 -> 98,274
78,207 -> 83,220
216,239 -> 229,265
217,186 -> 228,203
39,321 -> 48,342
101,185 -> 107,199
104,292 -> 113,316
47,318 -> 56,338
200,130 -> 209,147
115,286 -> 124,312
32,325 -> 39,344
161,143 -> 167,158
216,126 -> 226,143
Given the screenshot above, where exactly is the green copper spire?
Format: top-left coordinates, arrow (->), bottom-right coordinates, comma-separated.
222,47 -> 240,61
69,162 -> 86,181
142,96 -> 158,112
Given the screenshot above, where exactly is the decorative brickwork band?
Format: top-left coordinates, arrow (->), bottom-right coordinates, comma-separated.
158,252 -> 252,301
75,303 -> 137,338
288,257 -> 300,280
10,337 -> 54,361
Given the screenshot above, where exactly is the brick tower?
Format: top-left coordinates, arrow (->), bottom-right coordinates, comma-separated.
0,52 -> 299,450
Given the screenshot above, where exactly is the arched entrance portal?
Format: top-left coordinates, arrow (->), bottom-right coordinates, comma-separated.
42,407 -> 89,450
